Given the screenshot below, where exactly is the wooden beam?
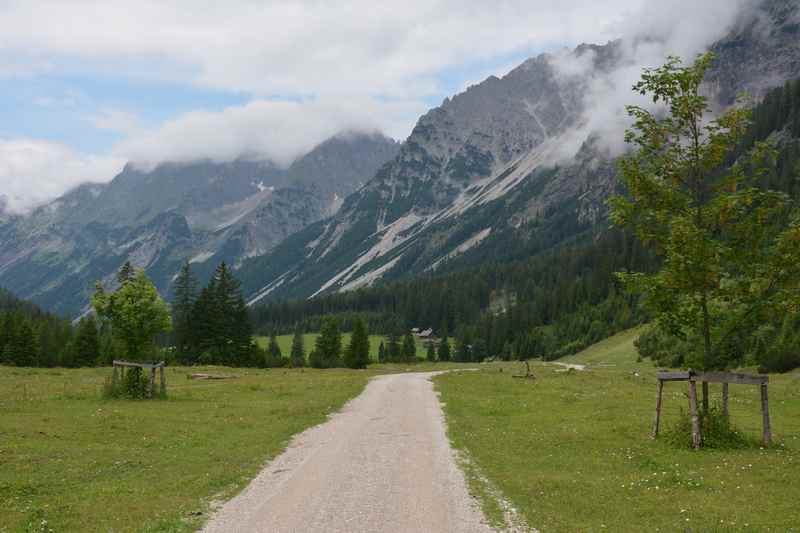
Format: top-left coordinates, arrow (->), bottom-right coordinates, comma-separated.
652,379 -> 664,438
112,360 -> 165,370
688,380 -> 701,449
761,383 -> 772,446
657,371 -> 691,381
693,372 -> 768,385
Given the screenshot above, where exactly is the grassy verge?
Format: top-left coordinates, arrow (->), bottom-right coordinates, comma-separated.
0,361 -> 475,532
0,365 -> 374,532
435,329 -> 800,531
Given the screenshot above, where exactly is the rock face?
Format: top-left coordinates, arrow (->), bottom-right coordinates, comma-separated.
236,0 -> 800,305
0,132 -> 398,316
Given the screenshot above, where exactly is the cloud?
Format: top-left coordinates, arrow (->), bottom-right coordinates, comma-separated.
0,1 -> 645,99
114,97 -> 423,169
549,0 -> 758,159
0,139 -> 124,213
0,0 -> 763,210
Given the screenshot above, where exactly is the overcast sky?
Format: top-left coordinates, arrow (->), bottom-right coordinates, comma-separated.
0,0 -> 752,213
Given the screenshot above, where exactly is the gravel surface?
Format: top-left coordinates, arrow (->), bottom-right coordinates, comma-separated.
202,371 -> 495,533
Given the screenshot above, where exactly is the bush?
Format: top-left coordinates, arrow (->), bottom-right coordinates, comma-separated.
664,406 -> 757,449
103,367 -> 161,399
758,340 -> 800,373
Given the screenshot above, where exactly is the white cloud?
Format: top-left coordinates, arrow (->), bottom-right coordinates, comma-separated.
114,97 -> 423,169
0,1 -> 644,98
0,0 -> 763,210
0,139 -> 124,213
549,0 -> 758,160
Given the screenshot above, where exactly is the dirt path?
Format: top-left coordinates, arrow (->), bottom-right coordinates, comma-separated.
202,371 -> 494,533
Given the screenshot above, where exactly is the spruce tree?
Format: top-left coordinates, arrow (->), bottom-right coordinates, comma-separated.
312,317 -> 342,368
266,332 -> 283,367
386,331 -> 401,362
344,317 -> 370,369
172,261 -> 198,363
402,331 -> 417,363
73,316 -> 100,367
438,333 -> 451,362
290,328 -> 306,368
426,341 -> 436,362
378,341 -> 386,363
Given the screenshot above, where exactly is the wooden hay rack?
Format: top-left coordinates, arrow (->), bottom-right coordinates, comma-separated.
652,369 -> 770,449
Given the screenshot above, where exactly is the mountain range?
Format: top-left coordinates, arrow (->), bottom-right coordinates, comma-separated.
1,0 -> 798,317
0,133 -> 398,315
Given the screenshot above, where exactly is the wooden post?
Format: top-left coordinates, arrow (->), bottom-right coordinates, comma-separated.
761,383 -> 772,446
652,379 -> 664,438
701,381 -> 709,415
722,382 -> 729,418
148,367 -> 156,399
112,364 -> 119,388
688,380 -> 701,449
159,366 -> 166,397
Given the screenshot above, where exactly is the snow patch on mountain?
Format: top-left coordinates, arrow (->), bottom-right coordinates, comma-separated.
340,255 -> 403,292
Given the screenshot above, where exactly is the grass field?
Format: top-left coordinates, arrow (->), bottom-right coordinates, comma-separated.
0,365 -> 375,532
256,333 -> 440,361
435,329 -> 800,531
0,360 -> 471,533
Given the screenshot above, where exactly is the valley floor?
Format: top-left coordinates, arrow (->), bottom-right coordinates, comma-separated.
435,329 -> 800,531
2,332 -> 799,532
202,371 -> 491,533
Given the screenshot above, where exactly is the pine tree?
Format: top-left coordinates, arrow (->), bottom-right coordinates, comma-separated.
312,317 -> 342,368
402,331 -> 416,363
378,341 -> 387,363
344,317 -> 370,369
426,341 -> 436,362
172,261 -> 198,363
386,331 -> 401,362
73,316 -> 100,367
266,332 -> 283,367
290,328 -> 306,368
438,333 -> 451,362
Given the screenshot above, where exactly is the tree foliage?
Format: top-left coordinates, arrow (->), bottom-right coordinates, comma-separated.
93,268 -> 172,360
610,55 -> 800,370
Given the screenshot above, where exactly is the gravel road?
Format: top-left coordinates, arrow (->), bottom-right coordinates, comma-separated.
202,371 -> 494,533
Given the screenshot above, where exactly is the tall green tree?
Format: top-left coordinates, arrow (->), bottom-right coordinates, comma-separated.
172,261 -> 198,362
311,317 -> 342,368
426,341 -> 436,362
93,267 -> 172,361
386,331 -> 401,362
73,316 -> 100,367
117,261 -> 135,285
266,331 -> 283,367
344,317 -> 370,369
402,331 -> 417,363
438,332 -> 451,362
290,328 -> 306,367
610,54 -> 800,370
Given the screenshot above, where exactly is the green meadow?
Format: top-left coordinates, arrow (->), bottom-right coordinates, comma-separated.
435,329 -> 800,531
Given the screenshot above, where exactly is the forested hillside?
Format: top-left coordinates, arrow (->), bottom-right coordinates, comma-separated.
0,287 -> 76,366
252,78 -> 800,367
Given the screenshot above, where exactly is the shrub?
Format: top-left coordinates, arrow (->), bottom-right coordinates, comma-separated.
664,406 -> 757,449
